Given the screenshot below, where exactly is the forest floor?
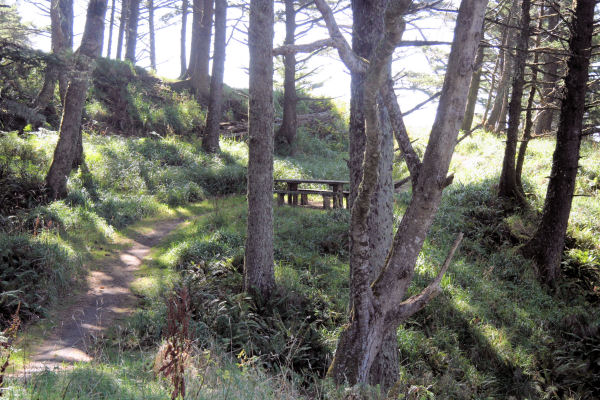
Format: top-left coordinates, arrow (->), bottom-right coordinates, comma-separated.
11,217 -> 186,376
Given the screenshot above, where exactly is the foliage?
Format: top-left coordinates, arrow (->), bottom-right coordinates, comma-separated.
0,234 -> 81,326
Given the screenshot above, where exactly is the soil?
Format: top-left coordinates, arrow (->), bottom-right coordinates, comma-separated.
19,218 -> 184,373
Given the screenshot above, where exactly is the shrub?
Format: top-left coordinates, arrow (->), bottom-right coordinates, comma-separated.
0,235 -> 80,328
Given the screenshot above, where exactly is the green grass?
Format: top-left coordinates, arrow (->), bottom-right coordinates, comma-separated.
2,127 -> 599,399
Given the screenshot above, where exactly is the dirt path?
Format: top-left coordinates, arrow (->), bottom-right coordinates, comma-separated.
21,217 -> 184,373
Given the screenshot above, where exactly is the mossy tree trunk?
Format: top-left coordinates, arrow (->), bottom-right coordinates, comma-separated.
202,0 -> 227,153
347,0 -> 400,390
244,0 -> 275,299
46,0 -> 108,199
498,0 -> 530,205
310,0 -> 485,387
521,0 -> 594,285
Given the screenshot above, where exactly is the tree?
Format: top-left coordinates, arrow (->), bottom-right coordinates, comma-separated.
484,0 -> 519,133
45,0 -> 108,199
117,0 -> 130,60
521,0 -> 595,285
202,0 -> 227,153
497,0 -> 530,204
308,0 -> 487,386
461,40 -> 484,132
180,0 -> 189,78
533,2 -> 561,135
125,0 -> 140,63
34,0 -> 73,111
244,0 -> 275,298
346,0 -> 398,389
106,0 -> 116,58
147,0 -> 156,70
189,0 -> 213,98
274,0 -> 298,153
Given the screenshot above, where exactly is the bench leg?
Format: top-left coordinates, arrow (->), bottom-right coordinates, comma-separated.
277,193 -> 285,206
344,194 -> 350,209
323,195 -> 331,209
301,193 -> 308,205
293,193 -> 299,206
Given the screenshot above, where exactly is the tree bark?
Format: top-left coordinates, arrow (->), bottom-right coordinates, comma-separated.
346,0 -> 403,390
34,0 -> 73,110
515,5 -> 543,190
533,5 -> 560,135
180,0 -> 189,78
202,0 -> 226,153
190,0 -> 213,98
244,0 -> 275,299
484,0 -> 518,132
498,0 -> 530,204
46,0 -> 108,199
116,0 -> 129,60
274,0 -> 298,154
125,0 -> 140,63
521,0 -> 593,285
148,0 -> 156,70
325,0 -> 486,386
106,0 -> 116,58
461,41 -> 484,132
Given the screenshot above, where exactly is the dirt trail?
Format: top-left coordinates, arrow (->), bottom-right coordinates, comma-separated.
21,217 -> 184,373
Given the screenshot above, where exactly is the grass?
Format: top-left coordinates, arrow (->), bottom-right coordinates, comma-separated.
2,126 -> 599,399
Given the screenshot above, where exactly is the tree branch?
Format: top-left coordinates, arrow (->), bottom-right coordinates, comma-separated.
273,38 -> 335,56
384,232 -> 464,331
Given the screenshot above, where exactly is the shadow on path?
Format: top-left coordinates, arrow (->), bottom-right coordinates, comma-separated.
20,217 -> 185,373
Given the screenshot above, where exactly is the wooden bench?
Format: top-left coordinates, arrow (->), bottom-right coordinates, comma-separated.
274,179 -> 350,209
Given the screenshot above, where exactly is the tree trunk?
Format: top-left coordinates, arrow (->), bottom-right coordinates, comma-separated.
521,0 -> 593,285
106,0 -> 116,58
498,0 -> 530,204
116,0 -> 129,60
244,0 -> 275,299
274,0 -> 297,154
533,6 -> 560,135
462,41 -> 484,132
190,0 -> 213,98
515,5 -> 543,190
348,0 -> 404,390
46,0 -> 108,199
148,0 -> 156,70
34,0 -> 73,110
57,0 -> 73,103
495,86 -> 509,134
327,0 -> 486,385
180,0 -> 189,78
125,0 -> 140,63
485,0 -> 518,132
187,0 -> 201,76
202,0 -> 226,153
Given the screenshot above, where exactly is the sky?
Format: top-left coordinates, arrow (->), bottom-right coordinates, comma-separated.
11,0 -> 456,130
